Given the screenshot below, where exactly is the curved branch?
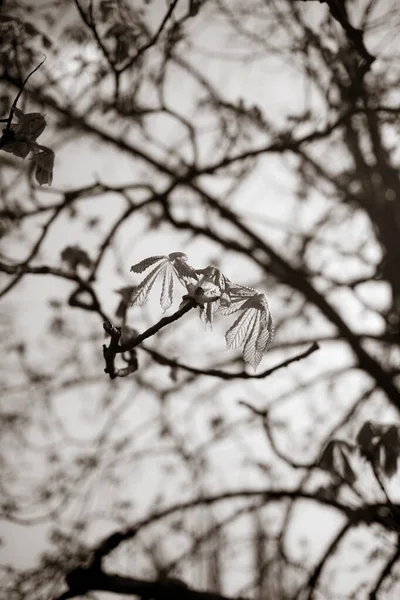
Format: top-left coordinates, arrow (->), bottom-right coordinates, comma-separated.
0,261 -> 110,321
144,342 -> 319,380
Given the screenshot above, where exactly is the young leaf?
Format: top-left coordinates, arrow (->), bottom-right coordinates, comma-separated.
218,284 -> 259,316
201,300 -> 215,328
130,262 -> 165,306
243,313 -> 264,370
226,307 -> 257,351
225,293 -> 274,370
196,266 -> 231,307
170,252 -> 198,282
194,287 -> 220,329
129,253 -> 198,310
130,255 -> 165,274
182,267 -> 226,326
256,309 -> 274,354
160,261 -> 174,311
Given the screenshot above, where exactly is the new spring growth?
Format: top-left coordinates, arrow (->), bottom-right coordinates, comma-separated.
129,252 -> 274,370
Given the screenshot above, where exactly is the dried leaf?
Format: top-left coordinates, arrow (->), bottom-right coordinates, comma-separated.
356,421 -> 379,462
2,141 -> 32,158
381,425 -> 400,478
60,245 -> 92,270
31,145 -> 54,186
318,441 -> 336,474
12,107 -> 46,142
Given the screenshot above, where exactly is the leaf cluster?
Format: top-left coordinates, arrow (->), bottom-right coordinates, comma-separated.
0,59 -> 55,185
319,421 -> 400,484
129,252 -> 274,370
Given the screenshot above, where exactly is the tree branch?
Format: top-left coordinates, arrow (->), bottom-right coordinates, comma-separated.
102,300 -> 196,378
0,261 -> 110,321
57,565 -> 251,600
143,342 -> 319,380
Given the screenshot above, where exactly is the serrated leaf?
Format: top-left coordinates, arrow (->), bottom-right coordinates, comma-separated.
199,297 -> 219,329
129,253 -> 198,309
243,313 -> 263,370
160,262 -> 174,312
225,293 -> 274,369
171,254 -> 198,283
130,263 -> 165,306
168,252 -> 188,261
229,284 -> 257,296
219,284 -> 258,315
130,255 -> 165,274
225,308 -> 257,350
204,301 -> 214,327
256,311 -> 274,354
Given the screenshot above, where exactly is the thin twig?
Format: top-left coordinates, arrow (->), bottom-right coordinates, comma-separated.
144,341 -> 320,380
6,55 -> 46,130
118,0 -> 180,72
